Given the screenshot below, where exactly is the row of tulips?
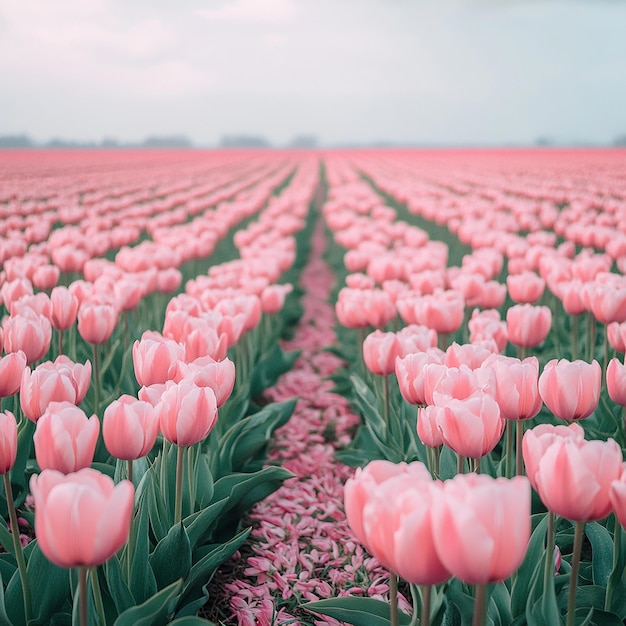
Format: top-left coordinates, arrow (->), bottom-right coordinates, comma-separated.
0,151 -> 320,625
304,153 -> 626,625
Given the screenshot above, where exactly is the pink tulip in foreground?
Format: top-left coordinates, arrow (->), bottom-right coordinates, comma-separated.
103,395 -> 159,461
522,423 -> 585,490
533,437 -> 623,521
344,460 -> 431,550
30,468 -> 134,568
0,351 -> 27,398
77,301 -> 118,344
506,304 -> 551,348
395,348 -> 445,405
175,356 -> 236,407
363,475 -> 451,586
432,473 -> 531,583
538,358 -> 601,421
0,411 -> 17,474
157,379 -> 218,447
133,332 -> 186,387
607,358 -> 626,406
34,402 -> 100,474
20,356 -> 91,422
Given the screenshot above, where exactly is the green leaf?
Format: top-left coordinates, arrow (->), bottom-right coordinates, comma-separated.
184,498 -> 228,550
113,579 -> 182,626
129,498 -> 157,604
168,618 -> 215,625
149,523 -> 192,590
585,521 -> 613,587
192,455 -> 213,509
4,540 -> 71,626
216,398 -> 296,476
511,513 -> 549,618
249,345 -> 300,398
211,466 -> 293,535
0,520 -> 16,558
0,572 -> 14,626
302,597 -> 411,626
103,555 -> 135,615
13,418 -> 35,494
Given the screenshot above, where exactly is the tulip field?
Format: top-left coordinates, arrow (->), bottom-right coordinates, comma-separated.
2,147 -> 626,626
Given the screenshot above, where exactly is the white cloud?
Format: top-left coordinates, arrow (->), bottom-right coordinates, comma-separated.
195,0 -> 297,24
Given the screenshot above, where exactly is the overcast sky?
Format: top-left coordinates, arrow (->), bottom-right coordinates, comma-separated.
1,0 -> 625,146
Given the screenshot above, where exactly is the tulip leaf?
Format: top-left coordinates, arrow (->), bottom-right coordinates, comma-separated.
183,498 -> 228,549
0,573 -> 14,626
215,398 -> 296,476
168,618 -> 215,625
13,418 -> 35,494
129,499 -> 157,604
249,345 -> 300,398
510,513 -> 549,619
3,540 -> 71,626
149,523 -> 192,590
180,528 -> 250,608
0,554 -> 16,584
103,555 -> 135,615
192,454 -> 214,509
113,578 -> 182,626
0,521 -> 15,559
585,521 -> 613,587
302,597 -> 411,626
211,466 -> 293,534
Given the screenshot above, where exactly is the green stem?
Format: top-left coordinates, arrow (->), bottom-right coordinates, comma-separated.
389,572 -> 399,626
421,584 -> 432,626
174,445 -> 185,524
472,583 -> 488,626
187,443 -> 196,515
516,420 -> 525,476
572,314 -> 579,361
58,328 -> 64,356
604,328 -> 609,379
78,567 -> 88,626
457,453 -> 465,475
92,343 -> 100,417
433,445 -> 440,479
383,374 -> 390,426
567,521 -> 585,626
543,511 -> 555,592
605,515 -> 621,612
3,473 -> 32,625
505,420 -> 514,478
90,568 -> 106,626
474,456 -> 481,474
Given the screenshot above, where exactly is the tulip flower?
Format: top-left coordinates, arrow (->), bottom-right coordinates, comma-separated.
506,304 -> 551,350
606,358 -> 626,406
506,271 -> 545,304
395,348 -> 445,405
2,310 -> 52,364
538,358 -> 601,421
0,351 -> 27,400
175,356 -> 236,407
132,332 -> 185,387
34,401 -> 100,473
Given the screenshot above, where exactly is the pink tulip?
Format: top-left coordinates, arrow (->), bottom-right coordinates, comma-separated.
181,321 -> 229,362
429,364 -> 496,405
77,301 -> 118,344
20,356 -> 91,422
607,322 -> 626,353
11,293 -> 52,320
30,468 -> 134,567
443,342 -> 493,370
103,395 -> 159,460
607,358 -> 626,406
506,304 -> 551,348
34,401 -> 100,473
31,265 -> 60,291
522,423 -> 586,490
486,355 -> 543,420
395,348 -> 445,405
133,332 -> 186,387
175,356 -> 236,407
534,437 -> 623,521
417,405 -> 445,447
114,279 -> 143,312
395,324 -> 438,354
609,466 -> 626,529
474,280 -> 507,309
50,286 -> 79,331
437,393 -> 505,459
156,268 -> 182,294
432,474 -> 530,583
362,331 -> 402,376
344,460 -> 431,550
558,280 -> 589,316
362,476 -> 451,585
2,310 -> 52,364
589,285 -> 626,324
0,351 -> 27,398
335,289 -> 370,329
414,290 -> 465,334
157,379 -> 218,447
538,358 -> 601,421
260,284 -> 293,314
0,411 -> 18,473
506,271 -> 545,304
468,309 -> 508,352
